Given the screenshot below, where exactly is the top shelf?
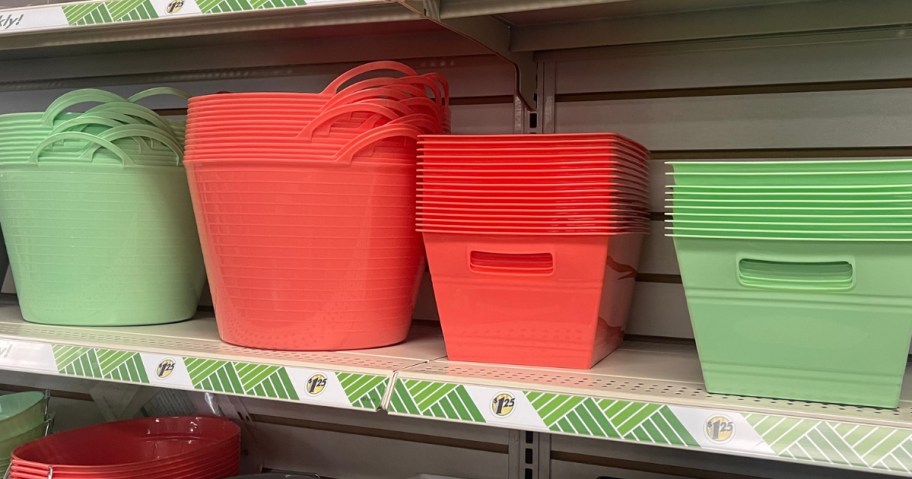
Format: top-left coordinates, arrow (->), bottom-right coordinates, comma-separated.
3,0 -> 912,57
2,0 -> 912,110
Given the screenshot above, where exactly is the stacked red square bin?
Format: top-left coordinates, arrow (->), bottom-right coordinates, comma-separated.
417,134 -> 651,369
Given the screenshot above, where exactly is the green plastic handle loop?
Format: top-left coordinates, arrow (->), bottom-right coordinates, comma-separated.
41,89 -> 127,126
85,102 -> 177,139
51,115 -> 130,134
30,131 -> 134,167
296,100 -> 411,140
323,61 -> 418,95
50,114 -> 150,153
128,87 -> 192,103
335,123 -> 421,166
96,124 -> 184,166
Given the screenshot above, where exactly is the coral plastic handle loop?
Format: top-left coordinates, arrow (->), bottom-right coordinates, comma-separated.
323,61 -> 418,94
296,100 -> 411,140
334,124 -> 421,166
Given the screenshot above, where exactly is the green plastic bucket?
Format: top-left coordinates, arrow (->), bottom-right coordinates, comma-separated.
0,391 -> 46,441
673,237 -> 912,407
0,126 -> 204,326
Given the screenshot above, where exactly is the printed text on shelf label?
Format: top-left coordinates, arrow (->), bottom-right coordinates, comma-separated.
0,14 -> 24,30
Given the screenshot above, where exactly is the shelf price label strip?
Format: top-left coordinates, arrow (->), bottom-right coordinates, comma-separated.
0,338 -> 387,410
387,378 -> 912,476
0,0 -> 374,35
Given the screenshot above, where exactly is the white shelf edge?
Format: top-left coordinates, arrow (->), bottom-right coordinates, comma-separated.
0,303 -> 445,411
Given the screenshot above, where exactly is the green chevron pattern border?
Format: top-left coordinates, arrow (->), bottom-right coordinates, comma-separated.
184,357 -> 299,401
746,413 -> 912,474
53,345 -> 149,384
62,3 -> 113,25
63,0 -> 157,25
55,0 -> 318,29
196,0 -> 254,13
526,392 -> 698,447
386,379 -> 912,475
388,379 -> 485,422
337,372 -> 387,410
250,0 -> 306,9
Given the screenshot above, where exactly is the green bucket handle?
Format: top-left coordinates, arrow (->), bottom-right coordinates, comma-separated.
96,125 -> 183,166
51,115 -> 164,153
85,102 -> 178,139
334,123 -> 421,166
296,100 -> 410,141
52,114 -> 133,133
30,131 -> 135,167
323,61 -> 418,95
30,126 -> 183,168
128,87 -> 192,103
41,89 -> 127,126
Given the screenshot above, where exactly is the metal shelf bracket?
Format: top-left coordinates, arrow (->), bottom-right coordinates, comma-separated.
395,0 -> 537,109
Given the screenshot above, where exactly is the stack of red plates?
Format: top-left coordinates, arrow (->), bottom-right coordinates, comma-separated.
184,61 -> 448,350
417,133 -> 650,369
10,416 -> 240,479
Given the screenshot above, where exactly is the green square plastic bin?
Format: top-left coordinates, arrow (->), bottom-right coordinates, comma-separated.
673,237 -> 912,407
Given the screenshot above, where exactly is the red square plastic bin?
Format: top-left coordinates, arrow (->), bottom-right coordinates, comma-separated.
424,232 -> 644,369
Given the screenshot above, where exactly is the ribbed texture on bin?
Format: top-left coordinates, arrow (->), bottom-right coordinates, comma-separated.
185,61 -> 448,350
0,87 -> 204,326
667,158 -> 912,407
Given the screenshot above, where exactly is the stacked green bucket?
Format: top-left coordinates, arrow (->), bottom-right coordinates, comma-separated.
0,391 -> 50,471
667,159 -> 912,407
0,88 -> 204,326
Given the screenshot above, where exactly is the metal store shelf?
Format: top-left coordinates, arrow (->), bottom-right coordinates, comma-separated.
0,297 -> 911,475
390,343 -> 912,477
0,302 -> 445,411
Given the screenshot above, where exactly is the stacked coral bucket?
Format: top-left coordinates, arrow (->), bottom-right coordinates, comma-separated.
184,62 -> 448,350
418,134 -> 650,368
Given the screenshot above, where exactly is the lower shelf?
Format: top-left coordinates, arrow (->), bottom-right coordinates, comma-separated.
0,303 -> 446,411
0,302 -> 910,476
391,344 -> 912,477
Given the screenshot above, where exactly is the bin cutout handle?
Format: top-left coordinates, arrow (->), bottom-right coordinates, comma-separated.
470,251 -> 554,275
737,258 -> 854,291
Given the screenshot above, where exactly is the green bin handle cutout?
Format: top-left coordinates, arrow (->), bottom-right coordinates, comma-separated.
738,258 -> 854,291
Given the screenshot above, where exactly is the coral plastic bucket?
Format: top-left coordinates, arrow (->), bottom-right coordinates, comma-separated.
424,232 -> 644,368
0,128 -> 205,325
184,127 -> 424,350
